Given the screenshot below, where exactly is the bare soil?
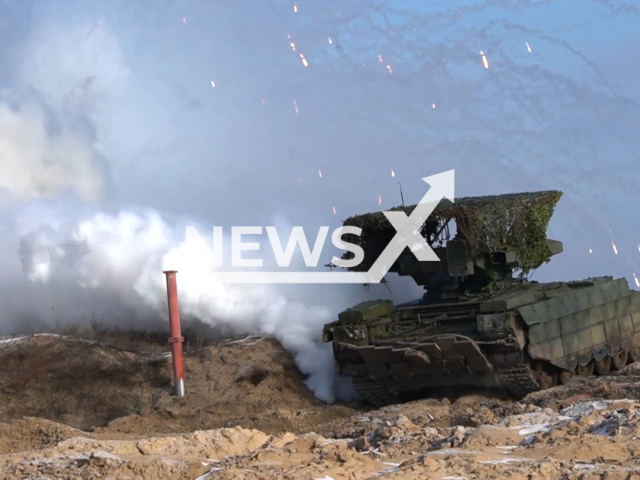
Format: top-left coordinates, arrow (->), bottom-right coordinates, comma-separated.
0,333 -> 358,437
2,333 -> 640,479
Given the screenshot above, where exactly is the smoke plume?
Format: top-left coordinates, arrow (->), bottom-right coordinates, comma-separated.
0,102 -> 105,203
18,210 -> 362,402
0,14 -> 367,403
1,0 -> 639,404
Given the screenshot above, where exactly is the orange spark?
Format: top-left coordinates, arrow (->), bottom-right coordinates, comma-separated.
378,54 -> 383,63
589,248 -> 593,253
290,42 -> 296,51
293,99 -> 298,114
391,169 -> 395,177
635,273 -> 640,288
612,241 -> 618,255
328,37 -> 332,44
378,195 -> 382,205
432,103 -> 436,109
332,206 -> 336,214
318,169 -> 322,177
293,4 -> 297,12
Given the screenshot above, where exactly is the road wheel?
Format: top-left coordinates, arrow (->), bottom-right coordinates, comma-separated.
576,361 -> 594,377
533,362 -> 558,389
612,350 -> 628,370
595,356 -> 611,375
559,369 -> 575,385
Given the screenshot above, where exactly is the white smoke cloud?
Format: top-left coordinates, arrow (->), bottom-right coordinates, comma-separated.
0,102 -> 105,203
19,211 -> 359,403
1,16 -> 361,404
0,19 -> 130,205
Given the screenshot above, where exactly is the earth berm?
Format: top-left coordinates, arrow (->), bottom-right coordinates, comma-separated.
2,333 -> 640,479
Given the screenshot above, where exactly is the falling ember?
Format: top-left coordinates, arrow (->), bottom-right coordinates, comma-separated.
589,248 -> 593,254
293,99 -> 299,114
432,103 -> 436,109
332,206 -> 336,214
635,273 -> 640,288
525,42 -> 531,52
300,54 -> 308,67
293,3 -> 297,12
637,244 -> 640,252
261,98 -> 265,105
612,241 -> 618,255
391,169 -> 395,177
290,42 -> 296,51
210,80 -> 215,88
328,37 -> 332,44
386,65 -> 393,74
480,51 -> 489,69
318,169 -> 322,177
183,17 -> 187,24
378,195 -> 382,205
378,54 -> 383,63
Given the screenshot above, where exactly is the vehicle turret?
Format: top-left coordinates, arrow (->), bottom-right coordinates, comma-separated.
331,190 -> 564,299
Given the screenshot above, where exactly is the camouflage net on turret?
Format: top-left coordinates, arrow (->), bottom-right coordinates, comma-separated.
335,190 -> 562,274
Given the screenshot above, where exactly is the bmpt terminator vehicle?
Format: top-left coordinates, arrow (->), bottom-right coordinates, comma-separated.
322,190 -> 640,406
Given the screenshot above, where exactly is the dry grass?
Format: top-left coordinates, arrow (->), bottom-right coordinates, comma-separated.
0,332 -> 174,430
0,317 -> 267,431
50,318 -> 209,353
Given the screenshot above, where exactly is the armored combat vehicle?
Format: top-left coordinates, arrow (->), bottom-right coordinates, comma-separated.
322,190 -> 640,406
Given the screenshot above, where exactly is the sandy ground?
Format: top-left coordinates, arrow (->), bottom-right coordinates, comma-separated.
3,335 -> 640,479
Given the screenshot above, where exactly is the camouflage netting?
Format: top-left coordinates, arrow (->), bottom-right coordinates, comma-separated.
334,190 -> 562,274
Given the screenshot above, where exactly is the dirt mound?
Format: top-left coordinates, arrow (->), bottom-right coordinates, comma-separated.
6,333 -> 640,478
99,335 -> 358,437
0,333 -> 358,447
0,418 -> 82,455
0,334 -> 167,430
4,393 -> 640,479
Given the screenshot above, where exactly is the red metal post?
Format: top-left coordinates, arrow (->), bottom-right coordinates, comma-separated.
163,270 -> 185,397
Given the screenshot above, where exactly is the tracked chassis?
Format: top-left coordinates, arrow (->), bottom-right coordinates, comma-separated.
325,277 -> 640,407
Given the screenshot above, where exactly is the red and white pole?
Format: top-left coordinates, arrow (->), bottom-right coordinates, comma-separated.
163,270 -> 185,397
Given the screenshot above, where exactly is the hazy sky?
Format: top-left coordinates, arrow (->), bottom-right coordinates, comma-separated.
1,0 -> 639,323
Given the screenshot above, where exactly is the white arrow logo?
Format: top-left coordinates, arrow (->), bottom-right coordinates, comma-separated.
364,170 -> 454,282
188,170 -> 454,283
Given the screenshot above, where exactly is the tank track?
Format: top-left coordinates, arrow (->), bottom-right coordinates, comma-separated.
354,365 -> 542,407
497,363 -> 541,399
352,378 -> 399,408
